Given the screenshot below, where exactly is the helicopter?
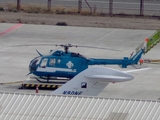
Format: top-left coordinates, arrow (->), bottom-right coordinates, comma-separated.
10,29 -> 159,83
28,43 -> 145,82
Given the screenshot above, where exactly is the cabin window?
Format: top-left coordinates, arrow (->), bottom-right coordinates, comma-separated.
57,59 -> 61,64
49,58 -> 56,66
40,58 -> 48,68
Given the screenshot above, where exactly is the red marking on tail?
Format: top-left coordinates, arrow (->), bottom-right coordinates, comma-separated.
145,38 -> 149,42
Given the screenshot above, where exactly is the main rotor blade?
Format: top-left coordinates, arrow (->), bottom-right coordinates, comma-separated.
9,43 -> 122,52
9,43 -> 74,47
76,45 -> 122,52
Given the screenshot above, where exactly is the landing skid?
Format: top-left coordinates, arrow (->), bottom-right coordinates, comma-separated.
34,77 -> 68,84
20,75 -> 70,89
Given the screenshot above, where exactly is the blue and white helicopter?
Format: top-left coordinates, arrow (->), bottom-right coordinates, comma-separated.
28,43 -> 145,82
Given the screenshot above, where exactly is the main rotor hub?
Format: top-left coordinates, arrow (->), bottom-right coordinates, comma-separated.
56,44 -> 77,53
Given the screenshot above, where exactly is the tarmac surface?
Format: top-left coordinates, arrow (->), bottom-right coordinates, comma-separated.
0,23 -> 160,100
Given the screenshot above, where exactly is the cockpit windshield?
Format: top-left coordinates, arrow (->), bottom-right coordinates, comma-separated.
30,56 -> 41,67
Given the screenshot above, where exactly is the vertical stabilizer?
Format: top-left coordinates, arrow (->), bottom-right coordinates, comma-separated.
51,66 -> 133,96
145,29 -> 160,53
130,29 -> 160,65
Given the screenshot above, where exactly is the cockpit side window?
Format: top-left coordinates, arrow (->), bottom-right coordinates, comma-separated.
57,59 -> 61,64
40,58 -> 48,68
49,58 -> 56,66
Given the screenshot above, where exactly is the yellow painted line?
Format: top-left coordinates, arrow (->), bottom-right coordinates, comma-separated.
1,81 -> 23,85
57,85 -> 62,88
150,60 -> 160,62
46,85 -> 50,88
19,83 -> 64,89
41,85 -> 46,87
25,84 -> 30,87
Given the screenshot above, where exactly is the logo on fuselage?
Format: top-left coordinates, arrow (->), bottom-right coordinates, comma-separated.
81,82 -> 87,88
66,61 -> 74,68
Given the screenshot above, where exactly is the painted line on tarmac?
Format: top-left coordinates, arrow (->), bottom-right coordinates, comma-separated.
0,81 -> 23,85
0,23 -> 23,36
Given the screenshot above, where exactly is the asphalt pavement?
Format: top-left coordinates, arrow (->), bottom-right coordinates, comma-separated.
0,23 -> 160,100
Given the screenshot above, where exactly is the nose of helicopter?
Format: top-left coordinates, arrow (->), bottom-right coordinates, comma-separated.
29,57 -> 41,73
29,62 -> 37,73
29,64 -> 37,73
